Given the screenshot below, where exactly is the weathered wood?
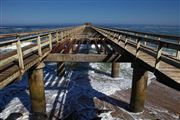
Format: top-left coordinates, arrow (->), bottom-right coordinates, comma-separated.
56,31 -> 59,43
124,37 -> 128,49
45,53 -> 130,62
16,39 -> 24,72
155,41 -> 162,69
101,39 -> 112,54
37,35 -> 42,56
0,47 -> 50,89
94,26 -> 180,91
49,33 -> 52,50
28,62 -> 46,114
136,38 -> 141,58
111,62 -> 120,78
130,63 -> 148,112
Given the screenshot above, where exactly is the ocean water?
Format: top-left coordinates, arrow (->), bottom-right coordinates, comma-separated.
0,24 -> 180,36
0,24 -> 80,35
98,24 -> 180,36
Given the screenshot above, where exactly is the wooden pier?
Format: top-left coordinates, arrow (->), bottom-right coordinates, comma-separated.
0,24 -> 179,118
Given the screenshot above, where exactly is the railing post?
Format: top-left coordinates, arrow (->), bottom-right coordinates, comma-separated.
144,35 -> 147,46
16,37 -> 24,73
56,31 -> 59,43
155,40 -> 162,69
124,36 -> 128,49
118,35 -> 122,43
37,35 -> 42,56
60,32 -> 63,41
49,33 -> 52,50
136,37 -> 141,58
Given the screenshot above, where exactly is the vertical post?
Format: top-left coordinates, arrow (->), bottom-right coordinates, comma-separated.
16,37 -> 24,73
37,35 -> 42,56
28,62 -> 46,117
49,33 -> 52,50
155,41 -> 162,69
144,35 -> 147,46
130,63 -> 148,112
60,32 -> 63,41
100,44 -> 104,53
118,35 -> 122,43
111,62 -> 120,78
136,37 -> 141,58
57,62 -> 65,77
124,37 -> 128,49
56,31 -> 59,43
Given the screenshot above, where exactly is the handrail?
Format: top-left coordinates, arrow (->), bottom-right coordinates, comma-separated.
0,26 -> 76,46
92,26 -> 180,71
97,26 -> 180,40
0,26 -> 85,67
0,25 -> 85,89
95,26 -> 180,51
0,26 -> 76,39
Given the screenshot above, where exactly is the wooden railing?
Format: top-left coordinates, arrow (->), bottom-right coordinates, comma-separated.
93,26 -> 180,70
0,25 -> 85,89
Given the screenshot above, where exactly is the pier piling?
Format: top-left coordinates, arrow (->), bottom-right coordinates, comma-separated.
111,62 -> 120,78
28,62 -> 46,116
130,63 -> 148,112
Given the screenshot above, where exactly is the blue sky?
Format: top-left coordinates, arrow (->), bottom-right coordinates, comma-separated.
0,0 -> 180,26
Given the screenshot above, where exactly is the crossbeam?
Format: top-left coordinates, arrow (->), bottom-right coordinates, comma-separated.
45,53 -> 131,62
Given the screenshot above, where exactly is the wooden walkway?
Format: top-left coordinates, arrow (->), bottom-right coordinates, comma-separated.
0,24 -> 179,89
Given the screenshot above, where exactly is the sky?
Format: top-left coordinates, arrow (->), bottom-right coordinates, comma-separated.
0,0 -> 180,26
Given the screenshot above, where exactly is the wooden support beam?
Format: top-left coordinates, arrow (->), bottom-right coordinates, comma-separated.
100,44 -> 105,53
57,62 -> 65,77
94,40 -> 100,54
111,62 -> 120,78
101,39 -> 112,54
130,63 -> 148,112
28,62 -> 46,117
45,53 -> 131,62
74,40 -> 82,53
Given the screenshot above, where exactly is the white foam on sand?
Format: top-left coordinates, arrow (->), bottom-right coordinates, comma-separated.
0,62 -> 156,120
